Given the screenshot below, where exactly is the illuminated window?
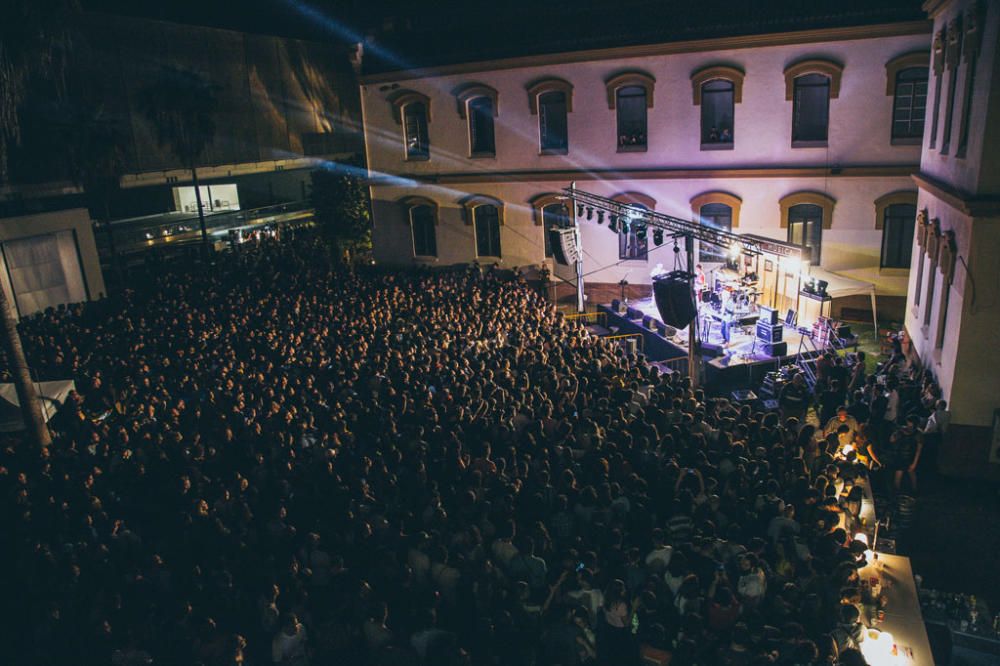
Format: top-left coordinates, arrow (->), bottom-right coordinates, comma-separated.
699,203 -> 733,262
616,86 -> 647,150
403,102 -> 429,159
701,80 -> 735,145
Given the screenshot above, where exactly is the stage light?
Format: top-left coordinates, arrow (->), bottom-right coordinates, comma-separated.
577,204 -> 584,217
596,210 -> 605,224
653,229 -> 664,245
728,243 -> 741,259
608,217 -> 620,233
586,207 -> 594,221
636,225 -> 647,241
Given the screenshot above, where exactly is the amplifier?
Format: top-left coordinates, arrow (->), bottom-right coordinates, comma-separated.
763,341 -> 788,356
836,324 -> 852,338
759,305 -> 779,325
756,321 -> 784,342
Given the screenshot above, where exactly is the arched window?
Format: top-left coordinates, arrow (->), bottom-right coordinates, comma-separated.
403,102 -> 429,159
700,79 -> 735,146
616,86 -> 647,150
409,205 -> 437,257
542,203 -> 570,258
787,204 -> 824,263
474,205 -> 502,258
468,96 -> 496,156
528,78 -> 573,154
792,74 -> 830,144
892,68 -> 928,141
698,203 -> 733,262
880,202 -> 916,268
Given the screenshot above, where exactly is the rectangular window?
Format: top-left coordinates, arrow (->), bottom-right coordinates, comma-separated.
616,86 -> 647,150
539,91 -> 568,153
892,68 -> 928,142
792,74 -> 830,145
881,204 -> 916,269
787,204 -> 823,264
469,96 -> 496,156
474,205 -> 502,258
957,54 -> 977,157
404,103 -> 429,159
410,206 -> 437,257
701,80 -> 735,147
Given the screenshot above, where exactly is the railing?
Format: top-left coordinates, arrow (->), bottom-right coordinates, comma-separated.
96,200 -> 314,256
605,333 -> 644,353
564,311 -> 608,327
661,356 -> 689,376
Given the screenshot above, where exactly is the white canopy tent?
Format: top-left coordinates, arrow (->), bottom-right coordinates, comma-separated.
0,380 -> 75,432
808,267 -> 879,330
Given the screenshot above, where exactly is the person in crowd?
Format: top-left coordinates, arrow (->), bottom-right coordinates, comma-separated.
0,233 -> 910,666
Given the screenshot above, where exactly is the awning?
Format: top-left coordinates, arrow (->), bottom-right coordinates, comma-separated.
808,267 -> 878,329
0,380 -> 76,432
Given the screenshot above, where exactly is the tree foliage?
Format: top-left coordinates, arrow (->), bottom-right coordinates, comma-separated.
0,0 -> 80,182
310,162 -> 372,261
136,65 -> 218,167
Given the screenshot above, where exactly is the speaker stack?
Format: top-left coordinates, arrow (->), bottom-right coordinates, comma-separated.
755,306 -> 786,356
653,271 -> 697,329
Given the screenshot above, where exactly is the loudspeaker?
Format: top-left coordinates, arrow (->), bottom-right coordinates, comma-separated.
759,305 -> 779,325
653,272 -> 697,329
763,341 -> 788,356
755,322 -> 784,342
548,228 -> 578,266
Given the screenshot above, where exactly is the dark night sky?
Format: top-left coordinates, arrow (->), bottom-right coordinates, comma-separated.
80,0 -> 926,73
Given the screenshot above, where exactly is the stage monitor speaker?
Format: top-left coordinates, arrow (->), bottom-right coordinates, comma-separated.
784,309 -> 797,326
763,341 -> 788,356
653,271 -> 697,329
755,322 -> 784,342
548,228 -> 578,266
759,305 -> 779,325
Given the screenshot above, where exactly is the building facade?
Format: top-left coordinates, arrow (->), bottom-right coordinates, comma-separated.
904,0 -> 1000,471
362,18 -> 932,320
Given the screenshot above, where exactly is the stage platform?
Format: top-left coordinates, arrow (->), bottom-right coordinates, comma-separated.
599,296 -> 808,390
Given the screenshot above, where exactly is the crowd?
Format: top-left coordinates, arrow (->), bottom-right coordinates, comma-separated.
779,338 -> 949,495
1,235 -> 913,665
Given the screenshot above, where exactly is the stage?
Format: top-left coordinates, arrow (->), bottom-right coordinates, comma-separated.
600,295 -> 809,390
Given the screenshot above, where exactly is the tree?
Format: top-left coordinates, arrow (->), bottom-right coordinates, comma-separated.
65,104 -> 129,286
137,65 -> 218,252
310,162 -> 372,263
0,0 -> 79,449
0,0 -> 79,182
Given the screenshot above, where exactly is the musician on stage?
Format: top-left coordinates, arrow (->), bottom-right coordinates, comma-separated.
695,264 -> 707,291
720,290 -> 737,346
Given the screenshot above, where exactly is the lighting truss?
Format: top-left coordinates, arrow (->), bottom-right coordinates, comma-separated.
564,186 -> 762,257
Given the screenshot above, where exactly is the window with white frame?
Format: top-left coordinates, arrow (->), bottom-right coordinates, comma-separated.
474,205 -> 502,258
410,205 -> 437,257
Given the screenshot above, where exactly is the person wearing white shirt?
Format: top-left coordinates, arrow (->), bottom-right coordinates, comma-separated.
922,399 -> 950,475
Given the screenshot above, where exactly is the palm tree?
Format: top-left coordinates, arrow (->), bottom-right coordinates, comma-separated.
0,0 -> 80,448
64,104 -> 129,286
137,65 -> 219,251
